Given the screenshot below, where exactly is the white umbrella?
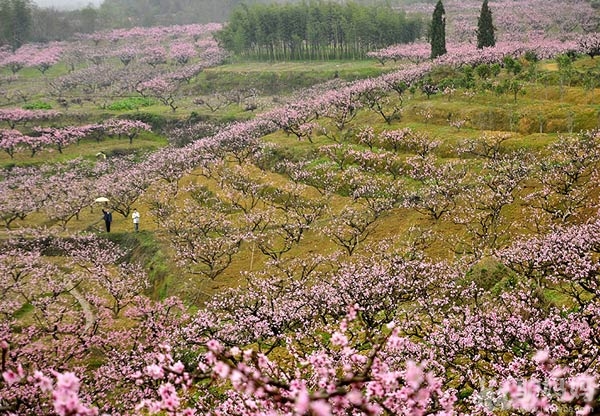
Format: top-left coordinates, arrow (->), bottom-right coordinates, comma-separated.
94,197 -> 110,203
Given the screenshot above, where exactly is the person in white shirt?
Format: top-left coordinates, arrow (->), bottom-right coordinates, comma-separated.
132,208 -> 140,232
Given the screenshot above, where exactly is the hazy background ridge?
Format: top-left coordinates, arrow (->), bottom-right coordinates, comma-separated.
33,0 -> 102,10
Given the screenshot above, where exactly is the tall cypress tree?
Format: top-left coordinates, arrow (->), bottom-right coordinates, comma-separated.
430,0 -> 446,59
477,0 -> 495,49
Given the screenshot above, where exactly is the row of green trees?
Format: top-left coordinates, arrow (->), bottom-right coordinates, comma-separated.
216,1 -> 423,61
0,0 -> 105,48
98,0 -> 246,27
0,0 -> 31,51
1,0 -> 235,46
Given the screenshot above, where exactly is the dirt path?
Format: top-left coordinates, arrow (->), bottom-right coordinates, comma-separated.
70,286 -> 96,333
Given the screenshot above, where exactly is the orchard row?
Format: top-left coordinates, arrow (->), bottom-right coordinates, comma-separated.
0,116 -> 150,158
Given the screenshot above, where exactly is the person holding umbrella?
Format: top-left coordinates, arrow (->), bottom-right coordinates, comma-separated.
102,208 -> 113,232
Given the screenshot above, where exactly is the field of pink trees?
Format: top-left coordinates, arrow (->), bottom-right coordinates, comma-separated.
1,1 -> 600,414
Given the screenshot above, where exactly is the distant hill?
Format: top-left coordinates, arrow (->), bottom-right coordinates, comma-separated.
33,0 -> 102,10
98,0 -> 267,26
60,0 -> 599,38
95,0 -> 422,27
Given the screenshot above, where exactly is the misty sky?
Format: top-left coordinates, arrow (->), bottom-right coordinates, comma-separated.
33,0 -> 102,10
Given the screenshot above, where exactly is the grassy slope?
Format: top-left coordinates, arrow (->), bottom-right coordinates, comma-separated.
2,55 -> 600,304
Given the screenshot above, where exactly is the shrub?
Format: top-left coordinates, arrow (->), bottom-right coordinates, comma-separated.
22,101 -> 52,110
105,147 -> 138,157
464,258 -> 509,291
107,97 -> 156,111
128,112 -> 169,131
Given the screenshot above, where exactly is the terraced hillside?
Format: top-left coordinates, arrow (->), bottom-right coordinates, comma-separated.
1,2 -> 600,414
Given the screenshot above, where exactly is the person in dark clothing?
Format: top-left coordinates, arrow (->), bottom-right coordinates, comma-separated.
102,209 -> 113,232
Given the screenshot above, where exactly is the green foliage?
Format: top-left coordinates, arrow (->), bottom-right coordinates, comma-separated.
101,232 -> 172,300
465,259 -> 512,291
523,50 -> 539,63
106,97 -> 156,111
29,6 -> 99,43
476,0 -> 495,49
503,56 -> 522,76
0,0 -> 32,50
556,53 -> 575,71
104,147 -> 139,157
475,63 -> 492,79
216,1 -> 423,61
128,112 -> 169,131
430,0 -> 447,59
447,66 -> 475,89
12,301 -> 33,318
491,63 -> 502,77
22,100 -> 52,110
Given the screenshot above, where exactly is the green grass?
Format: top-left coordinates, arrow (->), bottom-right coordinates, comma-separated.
198,59 -> 402,94
106,97 -> 157,111
211,59 -> 400,74
0,132 -> 168,169
22,100 -> 54,110
106,231 -> 177,300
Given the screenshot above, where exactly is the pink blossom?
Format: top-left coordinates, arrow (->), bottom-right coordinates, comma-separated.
309,400 -> 331,416
145,364 -> 165,379
294,388 -> 310,414
213,361 -> 230,378
405,363 -> 428,390
2,365 -> 24,386
32,370 -> 53,392
330,331 -> 348,347
533,349 -> 550,364
169,361 -> 185,374
568,373 -> 598,402
206,339 -> 223,353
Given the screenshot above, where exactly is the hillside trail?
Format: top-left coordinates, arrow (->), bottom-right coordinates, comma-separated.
70,285 -> 96,333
